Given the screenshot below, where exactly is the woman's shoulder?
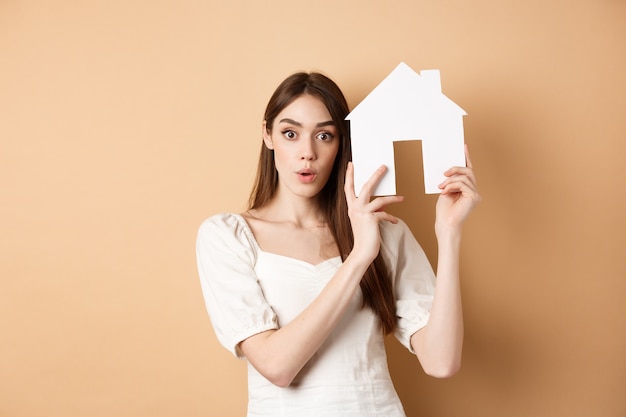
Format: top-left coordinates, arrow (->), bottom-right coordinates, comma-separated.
197,212 -> 259,253
199,212 -> 244,229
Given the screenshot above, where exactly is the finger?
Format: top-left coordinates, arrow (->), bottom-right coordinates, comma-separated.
442,172 -> 475,189
441,176 -> 479,198
368,195 -> 404,212
440,168 -> 477,189
444,166 -> 474,177
344,162 -> 356,200
358,165 -> 387,199
442,184 -> 482,205
439,173 -> 476,193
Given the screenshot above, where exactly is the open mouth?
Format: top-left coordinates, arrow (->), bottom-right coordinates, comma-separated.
297,170 -> 316,183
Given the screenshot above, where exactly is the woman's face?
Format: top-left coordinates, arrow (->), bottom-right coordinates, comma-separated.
263,94 -> 340,201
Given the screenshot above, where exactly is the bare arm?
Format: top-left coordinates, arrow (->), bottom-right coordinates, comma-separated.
411,145 -> 481,378
240,254 -> 369,387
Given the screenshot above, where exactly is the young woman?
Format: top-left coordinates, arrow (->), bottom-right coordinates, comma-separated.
196,71 -> 480,416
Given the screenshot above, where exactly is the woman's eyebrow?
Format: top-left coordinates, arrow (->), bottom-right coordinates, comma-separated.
278,118 -> 335,128
278,118 -> 302,126
316,120 -> 336,128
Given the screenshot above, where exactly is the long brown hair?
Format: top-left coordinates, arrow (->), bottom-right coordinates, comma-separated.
248,72 -> 397,334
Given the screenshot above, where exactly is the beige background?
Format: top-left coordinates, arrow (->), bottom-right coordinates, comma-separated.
1,0 -> 625,416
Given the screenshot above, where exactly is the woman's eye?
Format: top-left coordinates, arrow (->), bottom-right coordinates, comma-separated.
316,132 -> 334,141
282,130 -> 297,139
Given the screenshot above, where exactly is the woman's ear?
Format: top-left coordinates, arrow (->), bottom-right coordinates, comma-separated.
262,121 -> 274,150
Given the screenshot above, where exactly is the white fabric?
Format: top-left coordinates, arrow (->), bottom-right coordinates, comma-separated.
196,213 -> 435,417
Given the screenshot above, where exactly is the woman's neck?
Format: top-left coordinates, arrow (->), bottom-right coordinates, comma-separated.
251,194 -> 326,229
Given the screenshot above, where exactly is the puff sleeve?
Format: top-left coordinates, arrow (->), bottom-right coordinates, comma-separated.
196,213 -> 279,358
379,219 -> 436,353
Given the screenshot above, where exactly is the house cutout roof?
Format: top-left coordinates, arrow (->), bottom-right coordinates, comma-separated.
346,62 -> 467,195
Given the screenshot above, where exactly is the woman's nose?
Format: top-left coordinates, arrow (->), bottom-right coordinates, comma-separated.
300,138 -> 316,160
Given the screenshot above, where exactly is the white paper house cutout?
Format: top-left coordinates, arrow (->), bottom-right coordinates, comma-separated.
346,62 -> 467,195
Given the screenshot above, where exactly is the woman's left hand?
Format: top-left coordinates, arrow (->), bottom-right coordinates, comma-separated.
435,145 -> 481,235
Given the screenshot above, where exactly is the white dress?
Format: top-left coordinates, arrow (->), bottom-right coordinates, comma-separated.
196,213 -> 435,417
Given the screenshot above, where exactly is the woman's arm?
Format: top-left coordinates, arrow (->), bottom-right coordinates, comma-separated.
239,163 -> 403,387
411,145 -> 481,378
239,253 -> 370,387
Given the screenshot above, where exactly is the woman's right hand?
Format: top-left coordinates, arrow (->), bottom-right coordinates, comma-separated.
344,162 -> 405,266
